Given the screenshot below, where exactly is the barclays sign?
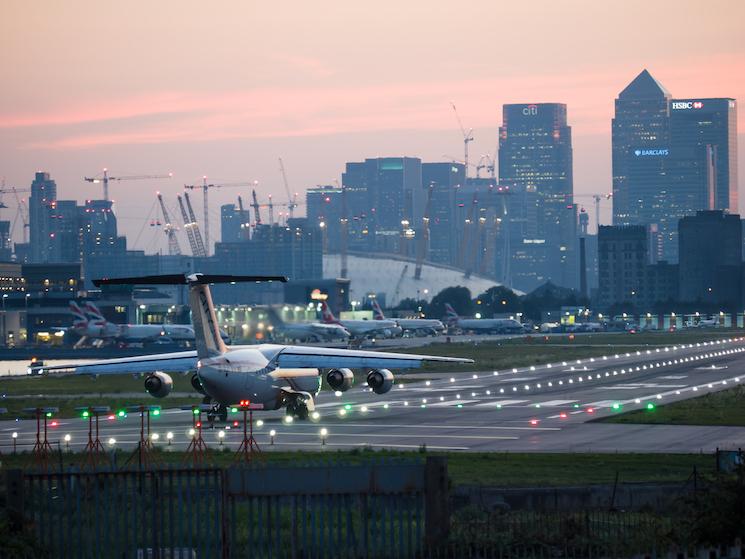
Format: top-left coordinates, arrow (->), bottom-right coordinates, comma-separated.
634,148 -> 669,157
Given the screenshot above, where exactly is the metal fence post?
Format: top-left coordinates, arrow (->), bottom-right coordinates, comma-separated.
4,469 -> 25,532
424,456 -> 449,549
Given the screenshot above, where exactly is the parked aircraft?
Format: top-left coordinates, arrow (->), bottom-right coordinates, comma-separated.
35,274 -> 471,421
444,303 -> 526,334
371,300 -> 444,336
320,301 -> 401,339
268,308 -> 350,343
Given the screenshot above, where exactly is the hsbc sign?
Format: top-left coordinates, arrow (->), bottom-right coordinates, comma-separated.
672,101 -> 704,110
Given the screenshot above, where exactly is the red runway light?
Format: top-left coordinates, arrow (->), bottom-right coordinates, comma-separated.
196,421 -> 202,427
529,419 -> 539,426
50,421 -> 58,427
559,412 -> 568,419
586,408 -> 594,414
108,415 -> 115,420
233,421 -> 239,427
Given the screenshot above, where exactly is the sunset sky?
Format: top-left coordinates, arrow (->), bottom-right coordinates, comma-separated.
1,0 -> 744,251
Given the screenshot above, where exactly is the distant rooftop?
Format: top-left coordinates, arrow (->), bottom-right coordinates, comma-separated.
618,69 -> 671,100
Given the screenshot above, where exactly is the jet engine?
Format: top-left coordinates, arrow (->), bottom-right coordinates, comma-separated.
366,369 -> 394,395
326,368 -> 354,392
191,373 -> 206,395
144,372 -> 173,398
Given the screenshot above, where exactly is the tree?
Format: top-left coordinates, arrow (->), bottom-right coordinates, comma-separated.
476,286 -> 522,316
429,286 -> 473,319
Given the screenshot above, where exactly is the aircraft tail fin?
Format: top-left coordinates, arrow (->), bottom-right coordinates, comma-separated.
320,301 -> 338,324
93,274 -> 287,358
371,299 -> 386,320
84,302 -> 107,324
69,301 -> 88,328
444,303 -> 459,326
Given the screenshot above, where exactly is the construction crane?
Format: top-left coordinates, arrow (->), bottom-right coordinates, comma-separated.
183,192 -> 207,257
458,192 -> 479,272
572,193 -> 613,233
340,186 -> 349,279
3,187 -> 31,244
237,196 -> 250,240
184,177 -> 256,256
414,185 -> 434,280
176,195 -> 201,257
475,154 -> 496,179
84,168 -> 172,201
250,189 -> 262,226
450,102 -> 474,179
156,192 -> 181,256
278,158 -> 299,219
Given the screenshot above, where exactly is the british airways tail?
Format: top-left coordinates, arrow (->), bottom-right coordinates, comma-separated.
93,274 -> 287,358
444,303 -> 459,326
371,299 -> 386,320
84,302 -> 107,324
320,301 -> 339,324
69,301 -> 88,329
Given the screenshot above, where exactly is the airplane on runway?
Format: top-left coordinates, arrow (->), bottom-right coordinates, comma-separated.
268,308 -> 351,343
320,301 -> 402,339
444,303 -> 526,334
35,274 -> 471,421
371,300 -> 444,337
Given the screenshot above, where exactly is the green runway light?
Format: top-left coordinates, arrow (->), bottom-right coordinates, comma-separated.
612,403 -> 622,411
152,409 -> 160,416
82,411 -> 89,418
457,404 -> 463,408
496,404 -> 502,409
231,407 -> 238,413
573,404 -> 580,408
117,410 -> 126,418
193,409 -> 200,415
646,403 -> 655,411
344,404 -> 352,411
46,412 -> 52,418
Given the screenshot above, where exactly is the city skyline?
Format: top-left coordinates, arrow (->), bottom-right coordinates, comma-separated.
2,0 -> 745,250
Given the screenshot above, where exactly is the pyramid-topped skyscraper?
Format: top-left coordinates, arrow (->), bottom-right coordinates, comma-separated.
612,69 -> 672,229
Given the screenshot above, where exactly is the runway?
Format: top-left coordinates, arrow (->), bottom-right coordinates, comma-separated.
3,336 -> 745,454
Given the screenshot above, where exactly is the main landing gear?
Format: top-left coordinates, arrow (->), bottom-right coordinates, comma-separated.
285,394 -> 311,421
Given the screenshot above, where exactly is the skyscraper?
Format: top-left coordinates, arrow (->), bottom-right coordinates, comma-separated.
669,98 -> 738,214
498,103 -> 576,290
612,69 -> 672,227
341,157 -> 423,253
421,162 -> 465,266
29,171 -> 57,263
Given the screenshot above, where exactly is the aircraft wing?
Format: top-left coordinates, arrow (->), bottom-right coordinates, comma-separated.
261,345 -> 473,370
30,351 -> 198,376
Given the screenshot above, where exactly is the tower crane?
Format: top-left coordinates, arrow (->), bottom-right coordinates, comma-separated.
237,196 -> 250,240
278,158 -> 299,219
251,190 -> 262,226
0,187 -> 31,244
414,184 -> 434,281
458,192 -> 479,272
156,192 -> 181,256
450,102 -> 474,179
84,168 -> 172,202
183,177 -> 256,256
572,192 -> 613,233
183,192 -> 207,257
340,186 -> 349,279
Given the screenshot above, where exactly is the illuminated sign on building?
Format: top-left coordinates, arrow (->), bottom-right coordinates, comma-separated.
672,101 -> 704,110
521,104 -> 538,116
634,148 -> 670,156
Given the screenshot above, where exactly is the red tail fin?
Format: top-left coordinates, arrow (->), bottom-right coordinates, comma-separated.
371,299 -> 385,320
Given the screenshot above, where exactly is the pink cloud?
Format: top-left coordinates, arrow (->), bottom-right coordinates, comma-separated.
9,54 -> 745,150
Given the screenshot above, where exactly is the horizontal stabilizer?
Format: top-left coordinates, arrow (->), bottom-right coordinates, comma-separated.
93,273 -> 288,287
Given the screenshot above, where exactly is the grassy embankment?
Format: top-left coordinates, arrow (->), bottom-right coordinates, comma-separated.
0,448 -> 714,487
599,385 -> 745,427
